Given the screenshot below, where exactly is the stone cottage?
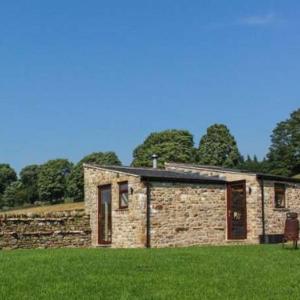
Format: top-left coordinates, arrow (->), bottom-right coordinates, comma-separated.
84,162 -> 300,248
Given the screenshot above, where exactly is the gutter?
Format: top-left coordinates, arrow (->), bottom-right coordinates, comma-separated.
257,174 -> 300,184
146,180 -> 151,248
140,176 -> 225,185
260,179 -> 266,243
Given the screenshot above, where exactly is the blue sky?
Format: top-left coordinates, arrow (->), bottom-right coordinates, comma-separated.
1,1 -> 299,172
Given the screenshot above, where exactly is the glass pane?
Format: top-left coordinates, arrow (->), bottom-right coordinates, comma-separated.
275,192 -> 285,208
100,187 -> 111,243
121,192 -> 128,207
230,185 -> 246,238
119,183 -> 128,192
275,184 -> 285,208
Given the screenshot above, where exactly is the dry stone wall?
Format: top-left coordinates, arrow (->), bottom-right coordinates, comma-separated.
0,210 -> 91,250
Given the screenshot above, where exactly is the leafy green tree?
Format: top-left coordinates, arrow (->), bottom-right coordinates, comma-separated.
238,155 -> 269,173
131,130 -> 196,168
1,181 -> 27,208
198,124 -> 241,167
267,108 -> 300,176
38,159 -> 73,203
67,152 -> 121,201
20,165 -> 41,204
0,164 -> 17,195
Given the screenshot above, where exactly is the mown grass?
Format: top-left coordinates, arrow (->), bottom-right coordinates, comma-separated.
0,245 -> 300,299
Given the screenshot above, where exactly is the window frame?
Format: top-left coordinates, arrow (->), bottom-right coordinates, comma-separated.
118,181 -> 129,209
274,183 -> 286,209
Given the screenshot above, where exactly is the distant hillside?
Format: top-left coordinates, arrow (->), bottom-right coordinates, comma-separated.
0,202 -> 84,216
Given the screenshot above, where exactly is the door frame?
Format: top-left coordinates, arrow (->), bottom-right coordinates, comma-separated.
227,180 -> 247,240
98,184 -> 112,245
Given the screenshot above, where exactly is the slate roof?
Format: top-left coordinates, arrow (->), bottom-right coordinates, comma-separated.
85,164 -> 226,184
256,174 -> 300,184
165,163 -> 300,184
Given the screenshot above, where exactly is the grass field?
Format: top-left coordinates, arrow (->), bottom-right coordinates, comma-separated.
0,202 -> 84,216
1,245 -> 300,299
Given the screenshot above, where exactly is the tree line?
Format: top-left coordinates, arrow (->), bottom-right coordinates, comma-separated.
0,108 -> 299,210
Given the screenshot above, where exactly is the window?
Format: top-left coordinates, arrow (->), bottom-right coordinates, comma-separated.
274,183 -> 286,208
119,182 -> 129,209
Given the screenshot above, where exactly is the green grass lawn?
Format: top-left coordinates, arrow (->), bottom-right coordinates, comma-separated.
1,245 -> 300,299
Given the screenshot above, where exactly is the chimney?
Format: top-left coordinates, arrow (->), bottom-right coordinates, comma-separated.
152,154 -> 158,169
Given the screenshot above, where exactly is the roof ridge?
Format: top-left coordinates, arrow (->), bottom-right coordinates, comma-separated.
102,165 -> 156,170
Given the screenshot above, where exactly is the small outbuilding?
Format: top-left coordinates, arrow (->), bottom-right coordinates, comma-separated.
84,163 -> 300,248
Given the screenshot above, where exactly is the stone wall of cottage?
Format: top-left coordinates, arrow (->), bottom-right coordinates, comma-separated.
0,210 -> 91,249
263,181 -> 300,235
166,163 -> 300,243
84,165 -> 147,248
149,182 -> 227,247
166,163 -> 262,243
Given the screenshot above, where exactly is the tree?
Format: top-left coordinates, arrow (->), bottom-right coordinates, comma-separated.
131,130 -> 196,168
38,159 -> 73,203
20,165 -> 40,204
67,152 -> 121,201
0,164 -> 17,195
238,155 -> 269,173
267,108 -> 300,177
1,181 -> 26,208
197,124 -> 241,167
